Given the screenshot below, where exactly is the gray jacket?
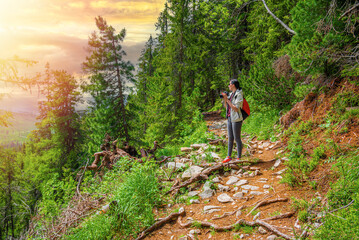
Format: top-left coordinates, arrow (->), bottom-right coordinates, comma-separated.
226,89 -> 243,122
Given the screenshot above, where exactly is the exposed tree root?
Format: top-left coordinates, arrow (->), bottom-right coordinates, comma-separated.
211,206 -> 246,220
135,208 -> 185,240
178,216 -> 294,240
247,198 -> 289,216
261,212 -> 295,221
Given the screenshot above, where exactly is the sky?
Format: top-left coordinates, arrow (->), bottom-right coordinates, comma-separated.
0,0 -> 165,74
0,0 -> 165,113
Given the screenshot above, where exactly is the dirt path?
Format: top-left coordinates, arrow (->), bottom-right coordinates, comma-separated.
143,113 -> 319,240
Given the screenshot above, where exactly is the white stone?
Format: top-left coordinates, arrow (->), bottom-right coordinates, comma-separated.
233,192 -> 244,199
166,162 -> 185,169
236,180 -> 248,186
212,177 -> 221,183
276,149 -> 284,155
258,226 -> 267,234
242,190 -> 248,193
226,176 -> 239,185
258,150 -> 263,154
210,152 -> 220,159
263,185 -> 270,189
182,166 -> 204,180
250,191 -> 264,196
189,229 -> 201,235
267,235 -> 277,240
281,157 -> 289,161
236,210 -> 242,218
190,199 -> 200,204
199,189 -> 214,199
188,191 -> 200,197
181,147 -> 193,152
257,178 -> 268,182
218,184 -> 230,192
273,159 -> 281,168
241,185 -> 259,190
262,142 -> 271,148
217,193 -> 234,203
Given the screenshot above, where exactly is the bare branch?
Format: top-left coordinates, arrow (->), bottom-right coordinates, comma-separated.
261,0 -> 296,35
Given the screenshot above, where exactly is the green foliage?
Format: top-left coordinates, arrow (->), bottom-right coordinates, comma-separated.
314,150 -> 359,239
67,160 -> 161,239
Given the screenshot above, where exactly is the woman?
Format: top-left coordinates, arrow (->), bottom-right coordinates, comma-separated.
221,79 -> 243,163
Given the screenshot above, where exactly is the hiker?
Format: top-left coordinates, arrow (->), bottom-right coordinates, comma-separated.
221,79 -> 243,163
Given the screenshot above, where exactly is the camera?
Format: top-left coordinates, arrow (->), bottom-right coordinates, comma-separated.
219,91 -> 228,98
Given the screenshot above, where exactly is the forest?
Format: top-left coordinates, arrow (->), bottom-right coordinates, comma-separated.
0,0 -> 358,239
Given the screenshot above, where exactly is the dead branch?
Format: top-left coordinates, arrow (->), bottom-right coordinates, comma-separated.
135,208 -> 185,240
178,217 -> 293,240
261,0 -> 296,35
247,198 -> 289,216
261,212 -> 295,221
340,3 -> 359,20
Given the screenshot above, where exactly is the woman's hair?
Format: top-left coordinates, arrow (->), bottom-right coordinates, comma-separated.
230,79 -> 241,90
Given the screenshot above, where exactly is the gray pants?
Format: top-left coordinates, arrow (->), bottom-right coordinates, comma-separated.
227,118 -> 243,158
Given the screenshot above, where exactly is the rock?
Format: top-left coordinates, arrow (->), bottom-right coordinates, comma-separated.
258,226 -> 267,234
199,189 -> 214,199
276,149 -> 284,155
263,142 -> 271,148
180,158 -> 191,163
257,178 -> 268,182
273,159 -> 281,168
233,192 -> 244,199
236,180 -> 248,186
210,152 -> 220,159
226,176 -> 239,185
166,162 -> 185,169
236,173 -> 243,178
253,212 -> 261,221
233,187 -> 238,192
182,166 -> 204,180
263,185 -> 270,189
191,144 -> 206,149
273,168 -> 287,175
212,177 -> 221,183
241,185 -> 259,190
190,199 -> 200,204
218,184 -> 230,192
236,169 -> 243,174
281,157 -> 289,161
217,193 -> 234,203
242,190 -> 248,193
189,229 -> 201,235
231,169 -> 237,175
188,191 -> 200,197
236,210 -> 242,218
267,235 -> 277,240
250,191 -> 264,196
181,147 -> 193,153
224,172 -> 230,177
258,150 -> 263,154
276,176 -> 283,179
250,167 -> 260,171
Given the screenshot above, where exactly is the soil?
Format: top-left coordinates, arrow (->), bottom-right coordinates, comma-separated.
140,81 -> 358,240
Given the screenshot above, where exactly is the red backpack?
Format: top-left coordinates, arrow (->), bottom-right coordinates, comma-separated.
241,98 -> 250,120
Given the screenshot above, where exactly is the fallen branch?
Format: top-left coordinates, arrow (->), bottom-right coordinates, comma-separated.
247,198 -> 288,216
261,212 -> 295,221
178,217 -> 293,240
136,208 -> 185,240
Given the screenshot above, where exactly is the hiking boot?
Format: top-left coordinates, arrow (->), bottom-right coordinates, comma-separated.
222,156 -> 232,163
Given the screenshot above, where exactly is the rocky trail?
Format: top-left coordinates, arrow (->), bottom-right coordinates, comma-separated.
140,112 -> 322,240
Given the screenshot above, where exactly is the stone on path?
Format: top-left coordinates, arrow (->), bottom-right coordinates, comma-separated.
258,226 -> 267,234
212,177 -> 221,183
226,176 -> 239,185
217,193 -> 234,203
181,147 -> 193,152
188,191 -> 200,197
274,159 -> 281,168
250,191 -> 264,196
241,185 -> 259,190
190,199 -> 200,204
166,162 -> 185,170
191,143 -> 207,149
267,235 -> 277,240
203,205 -> 221,214
263,185 -> 270,189
233,192 -> 244,199
218,184 -> 230,192
182,166 -> 203,180
236,179 -> 248,186
257,178 -> 268,182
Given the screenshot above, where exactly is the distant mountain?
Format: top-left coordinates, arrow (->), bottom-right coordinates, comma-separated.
0,112 -> 37,144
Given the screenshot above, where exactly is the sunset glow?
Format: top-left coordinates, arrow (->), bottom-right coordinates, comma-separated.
0,0 -> 165,74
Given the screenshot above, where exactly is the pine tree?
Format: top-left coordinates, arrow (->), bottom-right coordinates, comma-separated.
82,16 -> 134,142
